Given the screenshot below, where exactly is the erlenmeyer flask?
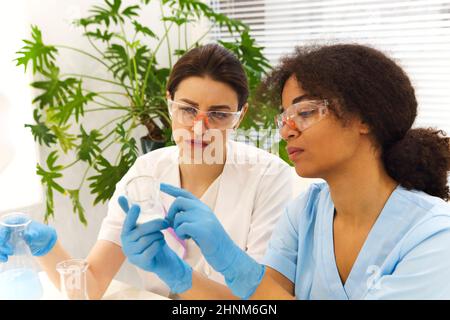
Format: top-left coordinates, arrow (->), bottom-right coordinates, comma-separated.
56,259 -> 89,300
0,212 -> 43,300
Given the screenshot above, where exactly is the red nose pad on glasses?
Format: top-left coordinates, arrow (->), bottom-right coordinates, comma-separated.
285,119 -> 297,130
194,113 -> 209,127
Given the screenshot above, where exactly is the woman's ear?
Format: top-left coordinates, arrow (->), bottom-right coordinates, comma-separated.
359,119 -> 371,135
166,91 -> 171,100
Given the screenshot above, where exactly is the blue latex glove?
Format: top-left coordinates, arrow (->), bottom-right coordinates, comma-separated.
161,183 -> 265,299
0,218 -> 57,262
0,227 -> 13,263
118,196 -> 192,294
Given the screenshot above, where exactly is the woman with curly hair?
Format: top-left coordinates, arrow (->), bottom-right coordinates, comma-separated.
114,44 -> 449,299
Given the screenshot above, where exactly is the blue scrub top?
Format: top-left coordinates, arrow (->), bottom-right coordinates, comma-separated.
263,183 -> 450,299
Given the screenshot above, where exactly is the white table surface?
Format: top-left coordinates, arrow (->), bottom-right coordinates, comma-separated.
39,272 -> 170,300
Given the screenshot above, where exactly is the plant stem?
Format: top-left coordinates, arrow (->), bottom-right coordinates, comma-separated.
160,1 -> 172,68
96,91 -> 128,96
132,57 -> 140,104
92,95 -> 125,108
119,22 -> 139,99
114,119 -> 137,165
189,24 -> 214,50
84,107 -> 129,113
185,22 -> 188,49
98,114 -> 131,133
55,45 -> 108,69
63,159 -> 81,170
178,25 -> 181,50
83,27 -> 105,58
62,73 -> 133,89
90,99 -> 128,109
82,89 -> 126,107
140,21 -> 174,103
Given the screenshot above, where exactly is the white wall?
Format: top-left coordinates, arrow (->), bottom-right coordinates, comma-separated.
0,1 -> 42,214
5,0 -> 205,287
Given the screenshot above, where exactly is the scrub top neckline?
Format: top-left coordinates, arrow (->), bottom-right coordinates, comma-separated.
323,184 -> 402,299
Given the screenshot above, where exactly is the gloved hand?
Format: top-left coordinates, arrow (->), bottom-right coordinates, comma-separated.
118,196 -> 192,294
0,227 -> 13,263
0,216 -> 57,262
161,183 -> 265,299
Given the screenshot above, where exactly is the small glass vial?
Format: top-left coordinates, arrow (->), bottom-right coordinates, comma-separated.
0,212 -> 43,300
56,259 -> 89,300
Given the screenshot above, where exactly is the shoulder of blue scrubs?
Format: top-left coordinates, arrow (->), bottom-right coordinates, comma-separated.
394,186 -> 450,252
364,186 -> 450,299
262,182 -> 328,284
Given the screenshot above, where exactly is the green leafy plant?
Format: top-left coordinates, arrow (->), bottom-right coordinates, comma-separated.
17,0 -> 280,225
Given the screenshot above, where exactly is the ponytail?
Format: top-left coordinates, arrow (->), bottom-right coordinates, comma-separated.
383,128 -> 450,201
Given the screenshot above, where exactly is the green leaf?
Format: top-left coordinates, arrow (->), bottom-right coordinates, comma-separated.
166,0 -> 246,34
50,124 -> 77,153
46,150 -> 64,172
88,155 -> 131,205
122,137 -> 138,164
105,43 -> 151,82
90,0 -> 122,27
162,16 -> 191,26
132,20 -> 158,39
219,30 -> 271,90
115,122 -> 127,138
75,18 -> 95,28
77,125 -> 102,164
31,66 -> 78,109
87,0 -> 139,27
142,66 -> 169,99
133,46 -> 152,76
105,43 -> 130,81
43,187 -> 55,223
37,151 -> 66,222
84,28 -> 117,42
173,49 -> 187,57
25,109 -> 57,147
67,189 -> 88,226
15,25 -> 58,74
122,5 -> 140,19
116,123 -> 138,164
54,82 -> 96,125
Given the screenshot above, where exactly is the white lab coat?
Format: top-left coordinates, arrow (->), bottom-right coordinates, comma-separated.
98,140 -> 305,296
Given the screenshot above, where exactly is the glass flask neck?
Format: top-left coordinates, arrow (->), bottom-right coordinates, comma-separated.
9,224 -> 31,256
0,212 -> 43,300
0,212 -> 32,256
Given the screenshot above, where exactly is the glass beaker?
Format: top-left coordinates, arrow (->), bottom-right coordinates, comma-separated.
0,212 -> 43,300
125,175 -> 165,224
56,259 -> 89,300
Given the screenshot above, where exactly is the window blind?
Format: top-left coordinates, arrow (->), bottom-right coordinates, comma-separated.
210,0 -> 450,135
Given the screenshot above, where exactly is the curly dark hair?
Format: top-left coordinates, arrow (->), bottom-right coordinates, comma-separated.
261,44 -> 450,200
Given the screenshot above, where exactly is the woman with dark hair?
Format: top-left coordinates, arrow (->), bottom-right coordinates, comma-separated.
0,44 -> 297,299
140,44 -> 450,299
